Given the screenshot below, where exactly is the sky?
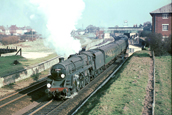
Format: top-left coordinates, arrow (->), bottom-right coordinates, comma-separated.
75,0 -> 171,28
0,0 -> 171,29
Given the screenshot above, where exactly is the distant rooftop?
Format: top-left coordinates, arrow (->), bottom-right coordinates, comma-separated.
150,3 -> 172,14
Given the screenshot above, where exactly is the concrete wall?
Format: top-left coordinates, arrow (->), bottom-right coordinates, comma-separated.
0,56 -> 59,88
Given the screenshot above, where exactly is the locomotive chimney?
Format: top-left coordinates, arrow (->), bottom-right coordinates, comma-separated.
59,57 -> 64,63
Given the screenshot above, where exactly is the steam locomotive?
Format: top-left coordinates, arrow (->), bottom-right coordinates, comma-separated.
45,36 -> 128,99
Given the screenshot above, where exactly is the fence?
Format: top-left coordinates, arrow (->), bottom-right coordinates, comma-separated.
0,46 -> 17,56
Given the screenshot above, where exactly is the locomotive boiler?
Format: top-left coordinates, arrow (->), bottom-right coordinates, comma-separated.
45,36 -> 128,99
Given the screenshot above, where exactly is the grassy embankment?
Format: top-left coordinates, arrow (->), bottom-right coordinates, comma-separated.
0,53 -> 57,77
154,56 -> 171,114
76,50 -> 171,115
0,39 -> 57,76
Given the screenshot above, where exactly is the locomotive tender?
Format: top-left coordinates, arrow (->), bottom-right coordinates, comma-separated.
45,36 -> 128,99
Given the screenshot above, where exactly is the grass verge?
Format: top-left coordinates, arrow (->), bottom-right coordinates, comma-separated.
76,50 -> 152,115
154,56 -> 171,114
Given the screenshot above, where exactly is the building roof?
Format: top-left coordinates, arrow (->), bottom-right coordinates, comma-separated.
9,25 -> 19,30
150,3 -> 172,14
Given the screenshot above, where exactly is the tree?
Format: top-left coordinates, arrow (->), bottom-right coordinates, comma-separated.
139,24 -> 143,28
143,21 -> 152,31
1,36 -> 20,45
146,33 -> 171,56
140,21 -> 152,37
86,25 -> 99,33
140,31 -> 151,37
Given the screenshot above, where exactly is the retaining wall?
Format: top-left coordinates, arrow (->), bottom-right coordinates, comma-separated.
0,56 -> 59,88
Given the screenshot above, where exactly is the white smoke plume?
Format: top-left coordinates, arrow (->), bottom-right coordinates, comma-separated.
30,0 -> 85,57
29,0 -> 85,57
0,0 -> 85,57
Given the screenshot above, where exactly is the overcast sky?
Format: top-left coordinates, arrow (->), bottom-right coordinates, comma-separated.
75,0 -> 171,28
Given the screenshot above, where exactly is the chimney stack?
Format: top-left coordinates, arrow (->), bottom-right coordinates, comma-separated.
59,57 -> 64,63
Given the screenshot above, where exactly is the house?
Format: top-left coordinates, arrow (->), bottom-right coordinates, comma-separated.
4,26 -> 10,35
96,30 -> 104,39
0,26 -> 5,35
0,26 -> 10,35
150,3 -> 172,38
9,25 -> 19,35
104,33 -> 111,39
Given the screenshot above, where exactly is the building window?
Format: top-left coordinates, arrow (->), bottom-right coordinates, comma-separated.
162,14 -> 168,19
162,24 -> 169,31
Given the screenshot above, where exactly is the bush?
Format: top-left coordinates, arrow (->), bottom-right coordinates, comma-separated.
1,36 -> 20,45
146,33 -> 171,56
140,30 -> 151,37
164,35 -> 172,54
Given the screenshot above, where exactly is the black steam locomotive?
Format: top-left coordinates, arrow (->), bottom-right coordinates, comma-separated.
45,36 -> 128,99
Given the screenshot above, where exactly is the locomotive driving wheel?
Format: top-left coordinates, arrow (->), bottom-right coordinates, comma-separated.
85,76 -> 90,84
84,70 -> 90,84
80,73 -> 85,88
81,78 -> 85,88
73,74 -> 80,92
76,80 -> 81,91
75,73 -> 86,91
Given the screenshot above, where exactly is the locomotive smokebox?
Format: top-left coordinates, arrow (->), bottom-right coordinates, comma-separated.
59,57 -> 64,63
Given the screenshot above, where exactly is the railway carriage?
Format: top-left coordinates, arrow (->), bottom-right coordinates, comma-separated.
45,36 -> 128,99
99,37 -> 128,64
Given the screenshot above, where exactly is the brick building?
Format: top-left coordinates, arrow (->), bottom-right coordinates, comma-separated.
150,3 -> 172,38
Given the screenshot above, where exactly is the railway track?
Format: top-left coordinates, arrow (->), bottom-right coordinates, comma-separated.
25,99 -> 63,115
0,79 -> 47,114
22,56 -> 127,115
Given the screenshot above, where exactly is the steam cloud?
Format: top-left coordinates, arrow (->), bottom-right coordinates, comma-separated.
30,0 -> 85,57
0,0 -> 85,57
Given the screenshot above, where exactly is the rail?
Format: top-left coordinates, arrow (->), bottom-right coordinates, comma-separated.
28,99 -> 53,115
0,79 -> 46,108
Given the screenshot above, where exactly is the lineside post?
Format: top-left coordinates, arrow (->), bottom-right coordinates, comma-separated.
152,51 -> 155,115
15,48 -> 22,56
20,48 -> 22,56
